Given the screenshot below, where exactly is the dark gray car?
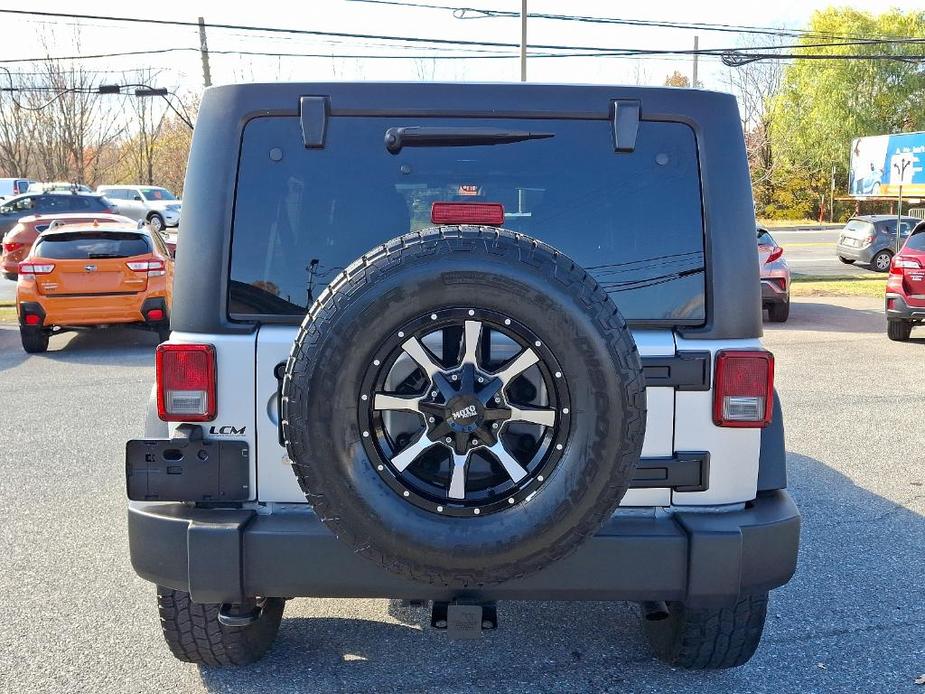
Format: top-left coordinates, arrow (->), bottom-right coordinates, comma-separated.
0,192 -> 115,238
836,214 -> 919,272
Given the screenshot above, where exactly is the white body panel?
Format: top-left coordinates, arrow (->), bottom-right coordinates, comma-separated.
174,328 -> 764,509
671,336 -> 763,506
168,331 -> 259,501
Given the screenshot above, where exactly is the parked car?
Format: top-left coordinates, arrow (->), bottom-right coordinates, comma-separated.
885,222 -> 925,341
126,83 -> 798,672
758,226 -> 790,322
836,215 -> 919,272
0,192 -> 116,238
15,220 -> 173,353
1,212 -> 133,279
0,177 -> 33,201
27,181 -> 93,194
96,185 -> 181,232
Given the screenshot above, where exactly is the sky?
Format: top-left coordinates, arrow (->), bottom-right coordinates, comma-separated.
0,0 -> 920,95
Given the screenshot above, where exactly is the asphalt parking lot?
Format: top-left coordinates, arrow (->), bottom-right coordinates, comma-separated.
0,296 -> 922,693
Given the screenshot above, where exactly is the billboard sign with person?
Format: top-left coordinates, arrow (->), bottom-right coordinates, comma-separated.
850,132 -> 925,197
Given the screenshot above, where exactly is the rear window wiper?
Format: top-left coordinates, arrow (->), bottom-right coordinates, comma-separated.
87,253 -> 124,258
385,126 -> 554,154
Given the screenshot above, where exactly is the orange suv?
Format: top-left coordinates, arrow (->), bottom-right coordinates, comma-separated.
16,221 -> 173,353
2,212 -> 133,279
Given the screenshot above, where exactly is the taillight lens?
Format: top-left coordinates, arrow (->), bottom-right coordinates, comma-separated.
18,262 -> 55,276
2,242 -> 24,253
765,246 -> 784,263
156,344 -> 216,422
713,350 -> 774,428
892,256 -> 922,271
127,259 -> 167,277
431,202 -> 505,226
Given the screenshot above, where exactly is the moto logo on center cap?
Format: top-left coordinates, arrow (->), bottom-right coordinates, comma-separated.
452,405 -> 477,420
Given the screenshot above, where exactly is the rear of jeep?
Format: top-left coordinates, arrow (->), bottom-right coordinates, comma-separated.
126,82 -> 799,670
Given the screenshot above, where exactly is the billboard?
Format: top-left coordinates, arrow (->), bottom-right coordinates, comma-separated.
850,132 -> 925,197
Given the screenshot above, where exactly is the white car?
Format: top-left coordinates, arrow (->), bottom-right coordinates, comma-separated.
96,185 -> 182,232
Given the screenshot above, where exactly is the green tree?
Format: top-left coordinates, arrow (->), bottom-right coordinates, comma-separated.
770,8 -> 925,217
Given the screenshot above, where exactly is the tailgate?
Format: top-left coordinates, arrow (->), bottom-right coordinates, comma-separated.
255,326 -> 680,506
38,256 -> 147,296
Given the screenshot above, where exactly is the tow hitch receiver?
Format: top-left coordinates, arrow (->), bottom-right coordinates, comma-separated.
431,601 -> 498,640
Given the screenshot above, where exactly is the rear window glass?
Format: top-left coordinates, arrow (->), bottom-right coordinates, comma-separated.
34,232 -> 150,259
904,232 -> 925,251
757,228 -> 776,246
229,116 -> 705,323
844,220 -> 875,235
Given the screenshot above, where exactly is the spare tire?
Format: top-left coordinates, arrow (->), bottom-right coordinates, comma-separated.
282,227 -> 646,586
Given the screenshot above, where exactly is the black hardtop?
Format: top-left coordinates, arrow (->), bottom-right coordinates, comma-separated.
173,81 -> 762,339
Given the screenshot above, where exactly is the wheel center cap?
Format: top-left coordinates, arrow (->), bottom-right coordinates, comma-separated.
445,395 -> 483,433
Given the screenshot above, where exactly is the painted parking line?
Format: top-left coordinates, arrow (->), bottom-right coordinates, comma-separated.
781,242 -> 834,247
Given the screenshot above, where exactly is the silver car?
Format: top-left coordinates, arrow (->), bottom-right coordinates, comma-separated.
96,185 -> 182,232
836,214 -> 918,272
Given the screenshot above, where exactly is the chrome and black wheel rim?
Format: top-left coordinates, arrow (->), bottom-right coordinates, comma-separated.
358,308 -> 571,517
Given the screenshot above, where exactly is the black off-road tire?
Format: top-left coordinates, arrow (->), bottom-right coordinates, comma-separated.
20,327 -> 48,353
156,586 -> 284,666
887,319 -> 912,342
837,256 -> 855,265
282,226 -> 646,587
642,593 -> 769,670
767,301 -> 790,323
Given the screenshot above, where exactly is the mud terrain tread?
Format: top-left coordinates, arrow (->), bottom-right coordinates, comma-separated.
282,226 -> 646,586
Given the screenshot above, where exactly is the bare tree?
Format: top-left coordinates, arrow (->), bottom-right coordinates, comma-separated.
414,57 -> 437,81
125,68 -> 169,184
0,70 -> 39,176
723,35 -> 785,205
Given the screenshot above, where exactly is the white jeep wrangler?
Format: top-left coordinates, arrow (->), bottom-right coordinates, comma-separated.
126,82 -> 799,670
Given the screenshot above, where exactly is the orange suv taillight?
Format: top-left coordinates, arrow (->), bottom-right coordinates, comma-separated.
127,259 -> 167,277
713,350 -> 774,428
156,344 -> 216,422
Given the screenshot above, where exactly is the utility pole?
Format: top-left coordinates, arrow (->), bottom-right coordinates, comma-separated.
198,16 -> 212,88
520,0 -> 527,82
830,165 -> 836,223
692,35 -> 699,88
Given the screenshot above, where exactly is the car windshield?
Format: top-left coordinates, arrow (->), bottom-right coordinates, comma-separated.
229,116 -> 706,323
33,232 -> 150,259
140,188 -> 177,201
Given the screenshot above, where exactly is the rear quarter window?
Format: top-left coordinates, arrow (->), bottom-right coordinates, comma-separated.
229,116 -> 705,323
34,232 -> 150,259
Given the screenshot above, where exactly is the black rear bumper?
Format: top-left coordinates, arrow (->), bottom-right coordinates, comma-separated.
128,490 -> 799,608
886,294 -> 925,322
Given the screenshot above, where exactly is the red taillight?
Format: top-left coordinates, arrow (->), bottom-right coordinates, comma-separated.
156,343 -> 216,422
24,313 -> 41,326
127,259 -> 166,277
765,246 -> 784,263
146,308 -> 165,321
18,262 -> 54,275
2,242 -> 24,253
892,256 -> 922,271
431,202 -> 505,226
713,350 -> 774,428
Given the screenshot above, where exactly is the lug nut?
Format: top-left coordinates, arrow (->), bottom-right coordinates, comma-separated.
428,416 -> 435,423
477,376 -> 484,383
451,374 -> 458,381
492,422 -> 499,429
494,395 -> 502,404
445,437 -> 452,444
431,390 -> 438,397
471,439 -> 479,446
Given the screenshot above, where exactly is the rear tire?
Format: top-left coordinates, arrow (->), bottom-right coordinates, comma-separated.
870,250 -> 892,273
156,586 -> 284,666
767,301 -> 790,323
887,319 -> 912,342
837,256 -> 855,265
641,593 -> 769,670
20,327 -> 48,353
2,271 -> 16,280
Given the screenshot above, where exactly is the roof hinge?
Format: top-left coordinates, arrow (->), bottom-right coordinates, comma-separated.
611,99 -> 640,153
300,96 -> 330,148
